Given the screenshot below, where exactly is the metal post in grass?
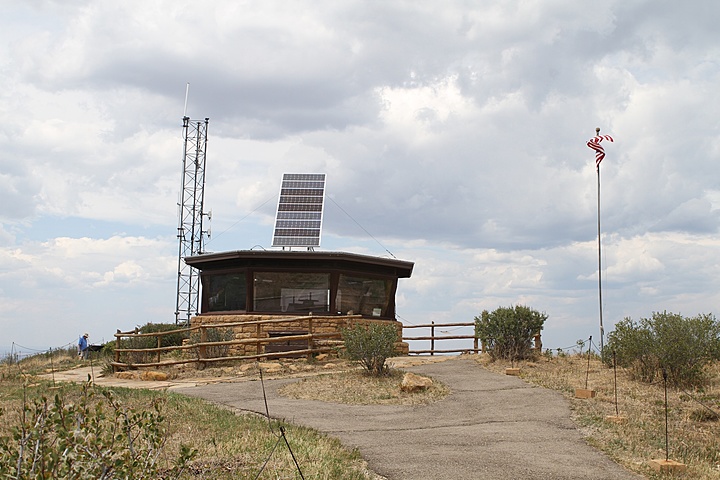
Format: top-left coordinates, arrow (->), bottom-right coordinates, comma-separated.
604,350 -> 626,423
574,336 -> 596,398
585,336 -> 592,389
49,347 -> 56,387
663,367 -> 669,461
613,350 -> 618,415
648,367 -> 687,473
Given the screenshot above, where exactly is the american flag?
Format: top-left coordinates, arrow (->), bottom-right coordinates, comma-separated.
587,135 -> 614,168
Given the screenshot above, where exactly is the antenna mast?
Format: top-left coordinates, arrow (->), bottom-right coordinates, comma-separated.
174,115 -> 210,324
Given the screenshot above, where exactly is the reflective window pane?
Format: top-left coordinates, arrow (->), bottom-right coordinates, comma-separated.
206,273 -> 247,312
254,272 -> 330,313
336,275 -> 392,317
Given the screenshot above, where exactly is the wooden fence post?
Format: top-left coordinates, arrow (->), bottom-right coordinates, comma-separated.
431,321 -> 435,356
114,329 -> 121,371
199,326 -> 207,368
256,322 -> 262,356
156,335 -> 161,364
534,332 -> 542,351
307,315 -> 314,360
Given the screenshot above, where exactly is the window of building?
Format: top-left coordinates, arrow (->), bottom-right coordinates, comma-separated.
253,272 -> 330,313
206,272 -> 247,312
336,275 -> 392,317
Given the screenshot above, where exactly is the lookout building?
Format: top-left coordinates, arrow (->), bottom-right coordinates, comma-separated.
184,249 -> 414,356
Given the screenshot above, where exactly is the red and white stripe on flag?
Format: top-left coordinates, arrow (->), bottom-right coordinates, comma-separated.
587,135 -> 614,168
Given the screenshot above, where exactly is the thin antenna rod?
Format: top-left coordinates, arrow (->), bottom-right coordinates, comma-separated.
183,83 -> 190,118
596,126 -> 604,355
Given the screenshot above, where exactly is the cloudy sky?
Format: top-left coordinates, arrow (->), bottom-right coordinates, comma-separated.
2,1 -> 719,354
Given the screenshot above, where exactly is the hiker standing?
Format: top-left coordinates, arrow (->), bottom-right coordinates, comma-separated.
78,333 -> 89,359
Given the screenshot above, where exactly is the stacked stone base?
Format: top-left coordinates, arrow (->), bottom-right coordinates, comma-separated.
188,314 -> 407,357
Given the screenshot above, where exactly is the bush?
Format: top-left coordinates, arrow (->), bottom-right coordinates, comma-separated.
341,323 -> 399,376
119,323 -> 189,365
188,327 -> 235,359
475,305 -> 547,362
0,381 -> 196,479
606,311 -> 720,388
139,322 -> 190,348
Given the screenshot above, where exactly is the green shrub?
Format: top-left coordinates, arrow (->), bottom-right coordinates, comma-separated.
139,322 -> 190,348
475,305 -> 547,362
188,327 -> 235,359
341,323 -> 399,376
606,311 -> 720,388
119,323 -> 189,365
0,381 -> 196,479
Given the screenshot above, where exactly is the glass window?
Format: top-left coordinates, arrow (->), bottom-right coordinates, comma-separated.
205,273 -> 247,312
254,272 -> 330,313
336,275 -> 392,317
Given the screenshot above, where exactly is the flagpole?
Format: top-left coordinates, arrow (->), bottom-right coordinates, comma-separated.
596,127 -> 604,355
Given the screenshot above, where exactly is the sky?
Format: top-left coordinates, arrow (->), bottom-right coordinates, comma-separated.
2,1 -> 720,355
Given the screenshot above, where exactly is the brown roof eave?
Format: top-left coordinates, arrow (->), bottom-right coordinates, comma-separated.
184,250 -> 414,278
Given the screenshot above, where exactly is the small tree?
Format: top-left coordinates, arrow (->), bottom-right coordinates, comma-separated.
606,311 -> 720,387
341,323 -> 399,376
475,305 -> 547,362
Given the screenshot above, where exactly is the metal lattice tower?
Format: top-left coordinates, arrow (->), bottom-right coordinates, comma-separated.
175,116 -> 209,324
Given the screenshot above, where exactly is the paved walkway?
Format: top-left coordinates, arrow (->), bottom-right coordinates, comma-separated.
174,358 -> 643,480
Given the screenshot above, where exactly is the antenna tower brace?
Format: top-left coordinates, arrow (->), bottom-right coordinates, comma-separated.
174,117 -> 209,324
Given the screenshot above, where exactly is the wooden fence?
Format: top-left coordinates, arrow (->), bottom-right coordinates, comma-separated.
402,322 -> 481,355
112,316 -> 342,370
113,318 -> 541,368
403,322 -> 543,356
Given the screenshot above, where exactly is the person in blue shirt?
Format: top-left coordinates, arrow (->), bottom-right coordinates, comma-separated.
78,333 -> 89,359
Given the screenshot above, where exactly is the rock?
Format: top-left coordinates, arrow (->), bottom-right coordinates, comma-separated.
323,363 -> 336,369
258,362 -> 282,374
401,372 -> 433,393
239,363 -> 255,372
315,353 -> 329,361
140,371 -> 169,381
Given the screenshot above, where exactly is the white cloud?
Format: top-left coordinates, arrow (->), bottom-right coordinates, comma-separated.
2,0 -> 720,351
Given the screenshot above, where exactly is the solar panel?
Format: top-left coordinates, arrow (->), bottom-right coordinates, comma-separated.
272,173 -> 326,248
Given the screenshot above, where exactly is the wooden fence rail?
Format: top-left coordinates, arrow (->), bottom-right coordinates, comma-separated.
403,322 -> 543,356
402,322 -> 480,355
112,316 -> 345,370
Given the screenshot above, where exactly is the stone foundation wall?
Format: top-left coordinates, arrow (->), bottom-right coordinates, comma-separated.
189,314 -> 409,357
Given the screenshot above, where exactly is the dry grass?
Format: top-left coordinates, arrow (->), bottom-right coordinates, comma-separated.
478,353 -> 720,479
7,349 -> 720,479
279,368 -> 450,405
0,352 -> 384,480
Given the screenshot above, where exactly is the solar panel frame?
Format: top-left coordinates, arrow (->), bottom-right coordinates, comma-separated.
272,173 -> 326,248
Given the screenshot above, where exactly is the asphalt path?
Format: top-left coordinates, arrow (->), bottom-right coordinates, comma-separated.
175,358 -> 643,480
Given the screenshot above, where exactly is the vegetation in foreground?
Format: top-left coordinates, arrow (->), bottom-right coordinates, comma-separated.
0,351 -> 381,479
479,353 -> 720,479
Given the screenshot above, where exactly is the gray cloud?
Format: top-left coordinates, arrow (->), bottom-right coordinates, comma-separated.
2,0 -> 720,350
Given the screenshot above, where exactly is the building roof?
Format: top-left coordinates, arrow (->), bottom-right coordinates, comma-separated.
185,250 -> 414,278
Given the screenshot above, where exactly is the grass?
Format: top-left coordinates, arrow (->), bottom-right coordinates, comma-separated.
6,349 -> 719,479
279,368 -> 450,405
477,353 -> 720,479
0,351 -> 384,479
